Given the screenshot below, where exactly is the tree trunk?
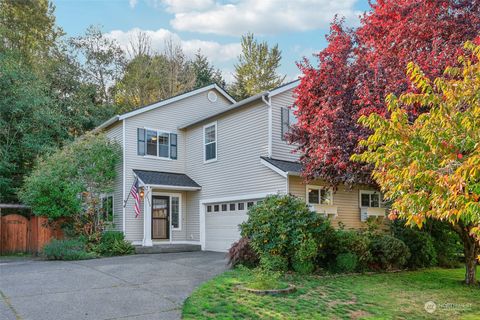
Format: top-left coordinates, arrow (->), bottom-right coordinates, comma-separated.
454,223 -> 478,285
464,237 -> 478,286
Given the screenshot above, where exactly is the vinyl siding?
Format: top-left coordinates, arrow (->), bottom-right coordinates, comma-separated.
105,122 -> 124,232
123,89 -> 232,242
289,176 -> 379,229
271,89 -> 299,162
184,101 -> 287,241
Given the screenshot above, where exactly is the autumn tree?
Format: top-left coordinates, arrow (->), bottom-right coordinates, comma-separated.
353,42 -> 480,285
231,33 -> 285,100
290,0 -> 480,187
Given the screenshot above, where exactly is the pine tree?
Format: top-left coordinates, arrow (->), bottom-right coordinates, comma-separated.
230,33 -> 285,100
192,50 -> 225,89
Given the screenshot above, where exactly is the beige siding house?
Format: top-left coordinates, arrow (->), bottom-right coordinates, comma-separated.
98,81 -> 386,252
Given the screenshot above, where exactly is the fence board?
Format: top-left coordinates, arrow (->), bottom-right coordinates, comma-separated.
0,214 -> 63,254
1,214 -> 28,253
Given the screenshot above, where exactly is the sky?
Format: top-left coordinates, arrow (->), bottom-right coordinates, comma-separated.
53,0 -> 371,84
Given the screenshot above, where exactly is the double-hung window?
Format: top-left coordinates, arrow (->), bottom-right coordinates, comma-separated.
360,191 -> 381,208
307,186 -> 333,205
281,106 -> 298,140
204,122 -> 217,162
137,128 -> 177,160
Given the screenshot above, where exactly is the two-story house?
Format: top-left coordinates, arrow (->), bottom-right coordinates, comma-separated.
97,81 -> 386,252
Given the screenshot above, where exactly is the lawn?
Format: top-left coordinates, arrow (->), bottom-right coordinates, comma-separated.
183,267 -> 479,319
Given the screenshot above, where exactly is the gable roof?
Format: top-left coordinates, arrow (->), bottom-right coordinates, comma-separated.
96,83 -> 235,131
133,169 -> 201,190
178,91 -> 268,129
178,80 -> 300,130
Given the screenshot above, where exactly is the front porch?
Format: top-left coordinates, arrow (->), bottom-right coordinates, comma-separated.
133,169 -> 202,247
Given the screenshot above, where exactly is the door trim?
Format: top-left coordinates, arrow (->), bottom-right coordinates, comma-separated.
152,195 -> 169,240
152,192 -> 183,242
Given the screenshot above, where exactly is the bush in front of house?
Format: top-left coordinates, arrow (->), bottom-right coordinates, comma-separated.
43,239 -> 97,260
227,237 -> 259,268
94,231 -> 135,256
392,225 -> 437,269
321,229 -> 372,272
240,194 -> 334,273
369,235 -> 410,270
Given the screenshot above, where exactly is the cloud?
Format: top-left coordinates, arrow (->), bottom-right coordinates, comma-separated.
129,0 -> 138,9
106,28 -> 241,62
162,0 -> 361,36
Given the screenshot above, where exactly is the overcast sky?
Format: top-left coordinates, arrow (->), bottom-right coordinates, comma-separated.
53,0 -> 371,83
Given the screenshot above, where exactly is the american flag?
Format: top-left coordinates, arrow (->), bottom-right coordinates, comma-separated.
130,178 -> 141,218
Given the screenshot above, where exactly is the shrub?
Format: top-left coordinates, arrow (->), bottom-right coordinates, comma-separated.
240,194 -> 333,272
369,235 -> 410,270
43,239 -> 96,260
393,226 -> 437,269
95,231 -> 134,256
227,237 -> 259,268
334,253 -> 358,273
292,238 -> 317,274
240,266 -> 288,290
321,230 -> 372,272
260,254 -> 288,272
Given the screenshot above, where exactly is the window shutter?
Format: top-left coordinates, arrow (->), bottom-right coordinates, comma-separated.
137,128 -> 145,155
170,133 -> 177,160
281,107 -> 290,140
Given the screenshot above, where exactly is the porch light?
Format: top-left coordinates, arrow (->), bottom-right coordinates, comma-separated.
139,188 -> 145,199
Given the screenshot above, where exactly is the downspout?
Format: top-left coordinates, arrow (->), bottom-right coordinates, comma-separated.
262,94 -> 273,158
122,119 -> 126,234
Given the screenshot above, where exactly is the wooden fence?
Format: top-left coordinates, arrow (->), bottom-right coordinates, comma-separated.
0,204 -> 63,254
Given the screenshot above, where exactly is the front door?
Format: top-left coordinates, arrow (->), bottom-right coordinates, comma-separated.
152,196 -> 169,239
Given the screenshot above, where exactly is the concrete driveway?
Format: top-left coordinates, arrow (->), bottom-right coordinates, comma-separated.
0,251 -> 227,320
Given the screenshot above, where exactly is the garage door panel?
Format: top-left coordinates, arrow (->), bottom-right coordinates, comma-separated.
204,200 -> 258,252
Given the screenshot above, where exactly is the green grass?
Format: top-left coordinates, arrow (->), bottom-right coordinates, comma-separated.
183,267 -> 479,319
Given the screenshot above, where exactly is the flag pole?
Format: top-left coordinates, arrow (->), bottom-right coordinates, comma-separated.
123,177 -> 137,208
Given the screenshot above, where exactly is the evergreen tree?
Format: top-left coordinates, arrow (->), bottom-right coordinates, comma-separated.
192,50 -> 225,88
230,33 -> 285,100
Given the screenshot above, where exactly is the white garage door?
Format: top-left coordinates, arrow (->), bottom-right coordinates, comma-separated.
204,199 -> 260,252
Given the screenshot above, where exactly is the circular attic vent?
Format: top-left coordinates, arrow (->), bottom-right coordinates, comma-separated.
207,90 -> 218,102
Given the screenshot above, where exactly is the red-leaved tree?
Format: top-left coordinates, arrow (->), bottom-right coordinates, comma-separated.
290,0 -> 480,186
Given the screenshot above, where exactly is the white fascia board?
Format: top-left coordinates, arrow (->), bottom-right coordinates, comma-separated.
260,158 -> 287,178
95,115 -> 120,132
213,84 -> 236,103
268,80 -> 300,97
119,84 -> 234,121
141,184 -> 201,191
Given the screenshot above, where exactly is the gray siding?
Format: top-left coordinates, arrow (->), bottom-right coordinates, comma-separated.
123,89 -> 232,242
184,101 -> 287,241
105,122 -> 124,232
271,89 -> 300,162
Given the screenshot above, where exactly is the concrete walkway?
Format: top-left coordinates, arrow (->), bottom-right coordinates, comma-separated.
0,251 -> 227,320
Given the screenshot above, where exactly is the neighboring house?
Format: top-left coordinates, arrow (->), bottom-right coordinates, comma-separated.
97,81 -> 386,252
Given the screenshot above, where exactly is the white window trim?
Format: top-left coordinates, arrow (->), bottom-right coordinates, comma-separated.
306,185 -> 334,205
152,191 -> 182,234
359,190 -> 383,208
143,127 -> 174,160
203,121 -> 217,163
